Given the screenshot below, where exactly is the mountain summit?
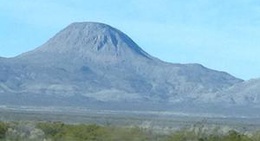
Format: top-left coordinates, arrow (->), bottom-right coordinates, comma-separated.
19,22 -> 151,64
0,22 -> 247,115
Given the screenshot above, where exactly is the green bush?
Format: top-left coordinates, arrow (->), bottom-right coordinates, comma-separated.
0,122 -> 8,139
222,130 -> 252,141
167,128 -> 255,141
37,121 -> 66,140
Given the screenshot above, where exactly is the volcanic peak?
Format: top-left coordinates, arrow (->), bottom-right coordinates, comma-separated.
25,22 -> 149,59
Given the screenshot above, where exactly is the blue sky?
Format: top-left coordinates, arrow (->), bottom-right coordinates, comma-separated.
0,0 -> 260,80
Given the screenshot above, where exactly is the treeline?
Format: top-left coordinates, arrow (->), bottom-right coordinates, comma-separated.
0,121 -> 259,141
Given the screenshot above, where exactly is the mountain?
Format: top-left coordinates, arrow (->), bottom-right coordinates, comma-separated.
211,79 -> 260,105
17,22 -> 152,65
0,22 -> 244,112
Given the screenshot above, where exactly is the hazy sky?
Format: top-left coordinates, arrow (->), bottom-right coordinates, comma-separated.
1,0 -> 260,80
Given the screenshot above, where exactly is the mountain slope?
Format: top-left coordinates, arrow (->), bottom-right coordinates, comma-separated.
212,79 -> 260,105
0,22 -> 242,108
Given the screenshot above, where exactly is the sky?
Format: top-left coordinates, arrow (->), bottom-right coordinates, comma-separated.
0,0 -> 260,80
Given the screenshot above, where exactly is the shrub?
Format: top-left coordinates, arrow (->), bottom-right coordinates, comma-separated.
0,122 -> 8,139
222,130 -> 252,141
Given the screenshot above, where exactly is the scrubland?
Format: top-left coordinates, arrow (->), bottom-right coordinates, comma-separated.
0,121 -> 259,141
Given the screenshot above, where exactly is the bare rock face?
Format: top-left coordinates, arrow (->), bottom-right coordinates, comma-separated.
0,22 -> 245,112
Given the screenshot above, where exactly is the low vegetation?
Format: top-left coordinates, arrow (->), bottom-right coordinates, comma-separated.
0,121 -> 259,141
